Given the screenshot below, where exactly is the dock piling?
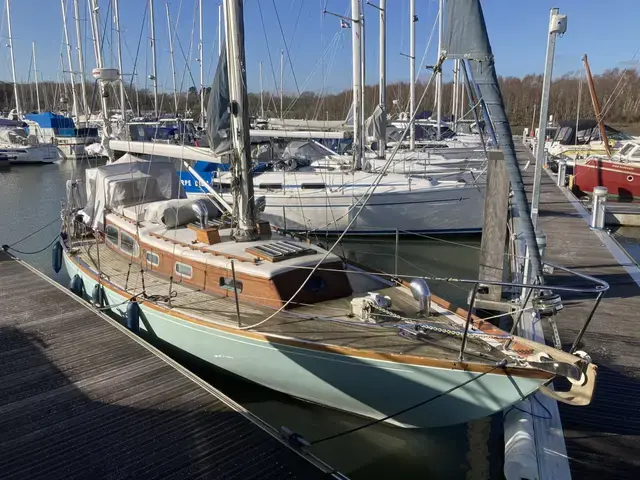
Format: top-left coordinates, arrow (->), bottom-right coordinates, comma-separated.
557,159 -> 567,186
590,186 -> 608,230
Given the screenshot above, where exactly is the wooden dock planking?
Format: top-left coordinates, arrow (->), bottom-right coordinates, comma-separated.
516,144 -> 640,478
0,250 -> 336,479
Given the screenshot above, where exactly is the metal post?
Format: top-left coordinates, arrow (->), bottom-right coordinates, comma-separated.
149,0 -> 159,119
409,0 -> 416,150
557,159 -> 567,186
590,186 -> 608,229
231,260 -> 241,327
166,2 -> 179,115
531,8 -> 564,229
570,291 -> 604,353
32,42 -> 42,114
6,0 -> 21,118
459,283 -> 479,361
73,0 -> 90,119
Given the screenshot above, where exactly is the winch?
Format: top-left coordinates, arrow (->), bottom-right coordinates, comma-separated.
350,292 -> 392,323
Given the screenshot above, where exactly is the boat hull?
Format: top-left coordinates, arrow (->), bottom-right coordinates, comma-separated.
573,158 -> 640,199
0,145 -> 59,164
188,185 -> 485,235
64,251 -> 545,428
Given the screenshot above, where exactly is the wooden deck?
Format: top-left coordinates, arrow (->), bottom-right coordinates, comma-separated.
517,144 -> 640,478
0,250 -> 337,479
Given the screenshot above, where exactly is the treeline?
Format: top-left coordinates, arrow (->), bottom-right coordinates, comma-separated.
2,68 -> 639,125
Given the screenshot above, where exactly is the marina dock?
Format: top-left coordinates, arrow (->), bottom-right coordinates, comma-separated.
0,250 -> 338,479
517,144 -> 640,478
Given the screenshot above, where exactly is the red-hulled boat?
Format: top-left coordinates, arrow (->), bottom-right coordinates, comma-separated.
573,142 -> 640,199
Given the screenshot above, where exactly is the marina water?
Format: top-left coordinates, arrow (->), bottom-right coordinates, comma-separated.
7,161 -> 620,478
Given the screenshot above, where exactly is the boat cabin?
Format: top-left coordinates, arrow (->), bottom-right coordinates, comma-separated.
78,154 -> 353,309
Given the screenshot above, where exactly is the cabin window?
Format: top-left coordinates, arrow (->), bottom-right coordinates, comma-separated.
105,225 -> 119,247
619,144 -> 635,156
219,277 -> 243,293
259,183 -> 283,190
145,251 -> 160,266
303,275 -> 325,293
119,231 -> 139,257
301,183 -> 326,189
175,262 -> 193,279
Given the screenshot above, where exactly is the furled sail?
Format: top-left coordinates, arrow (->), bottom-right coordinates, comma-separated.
443,0 -> 543,280
205,45 -> 232,155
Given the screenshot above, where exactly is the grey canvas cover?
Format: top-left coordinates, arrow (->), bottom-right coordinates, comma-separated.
206,45 -> 232,155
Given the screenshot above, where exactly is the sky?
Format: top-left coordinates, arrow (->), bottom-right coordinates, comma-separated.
1,0 -> 639,96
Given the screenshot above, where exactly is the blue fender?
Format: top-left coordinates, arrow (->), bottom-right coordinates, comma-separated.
52,242 -> 63,273
68,274 -> 83,296
91,284 -> 104,307
126,300 -> 140,334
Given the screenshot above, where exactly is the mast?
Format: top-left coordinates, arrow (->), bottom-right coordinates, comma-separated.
377,0 -> 386,158
218,3 -> 222,56
436,0 -> 443,140
199,0 -> 205,128
351,0 -> 362,169
223,0 -> 258,240
114,0 -> 126,122
451,59 -> 458,125
89,0 -> 114,161
5,0 -> 21,118
409,0 -> 415,150
259,61 -> 265,119
531,8 -> 564,229
32,42 -> 42,114
73,0 -> 90,120
60,0 -> 78,118
280,49 -> 284,119
360,8 -> 365,137
166,3 -> 179,115
149,0 -> 159,119
583,54 -> 611,156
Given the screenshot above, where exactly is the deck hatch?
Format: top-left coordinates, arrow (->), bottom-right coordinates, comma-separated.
246,241 -> 316,262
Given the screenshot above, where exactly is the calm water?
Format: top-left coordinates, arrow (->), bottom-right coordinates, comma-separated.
0,161 -> 507,479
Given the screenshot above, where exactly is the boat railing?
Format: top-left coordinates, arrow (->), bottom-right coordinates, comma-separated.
444,261 -> 609,361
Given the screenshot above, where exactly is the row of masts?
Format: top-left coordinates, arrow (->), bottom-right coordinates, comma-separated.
4,0 -> 222,124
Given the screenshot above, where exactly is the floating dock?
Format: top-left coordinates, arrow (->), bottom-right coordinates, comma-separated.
0,250 -> 340,479
515,144 -> 640,478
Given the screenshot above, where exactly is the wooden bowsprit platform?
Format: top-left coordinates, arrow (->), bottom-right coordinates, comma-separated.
516,144 -> 640,478
0,250 -> 341,480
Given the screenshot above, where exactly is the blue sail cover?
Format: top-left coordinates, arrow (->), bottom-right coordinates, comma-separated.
24,112 -> 75,129
443,0 -> 543,280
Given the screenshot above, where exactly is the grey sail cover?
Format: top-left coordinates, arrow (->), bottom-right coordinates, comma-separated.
206,44 -> 232,155
365,105 -> 385,140
444,0 -> 543,280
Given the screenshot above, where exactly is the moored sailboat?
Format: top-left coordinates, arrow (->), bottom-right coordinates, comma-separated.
58,0 -> 602,430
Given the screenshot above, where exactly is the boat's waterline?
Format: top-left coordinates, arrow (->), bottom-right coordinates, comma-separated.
64,251 -> 547,429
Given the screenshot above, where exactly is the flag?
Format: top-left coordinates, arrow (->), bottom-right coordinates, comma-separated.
341,19 -> 350,29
